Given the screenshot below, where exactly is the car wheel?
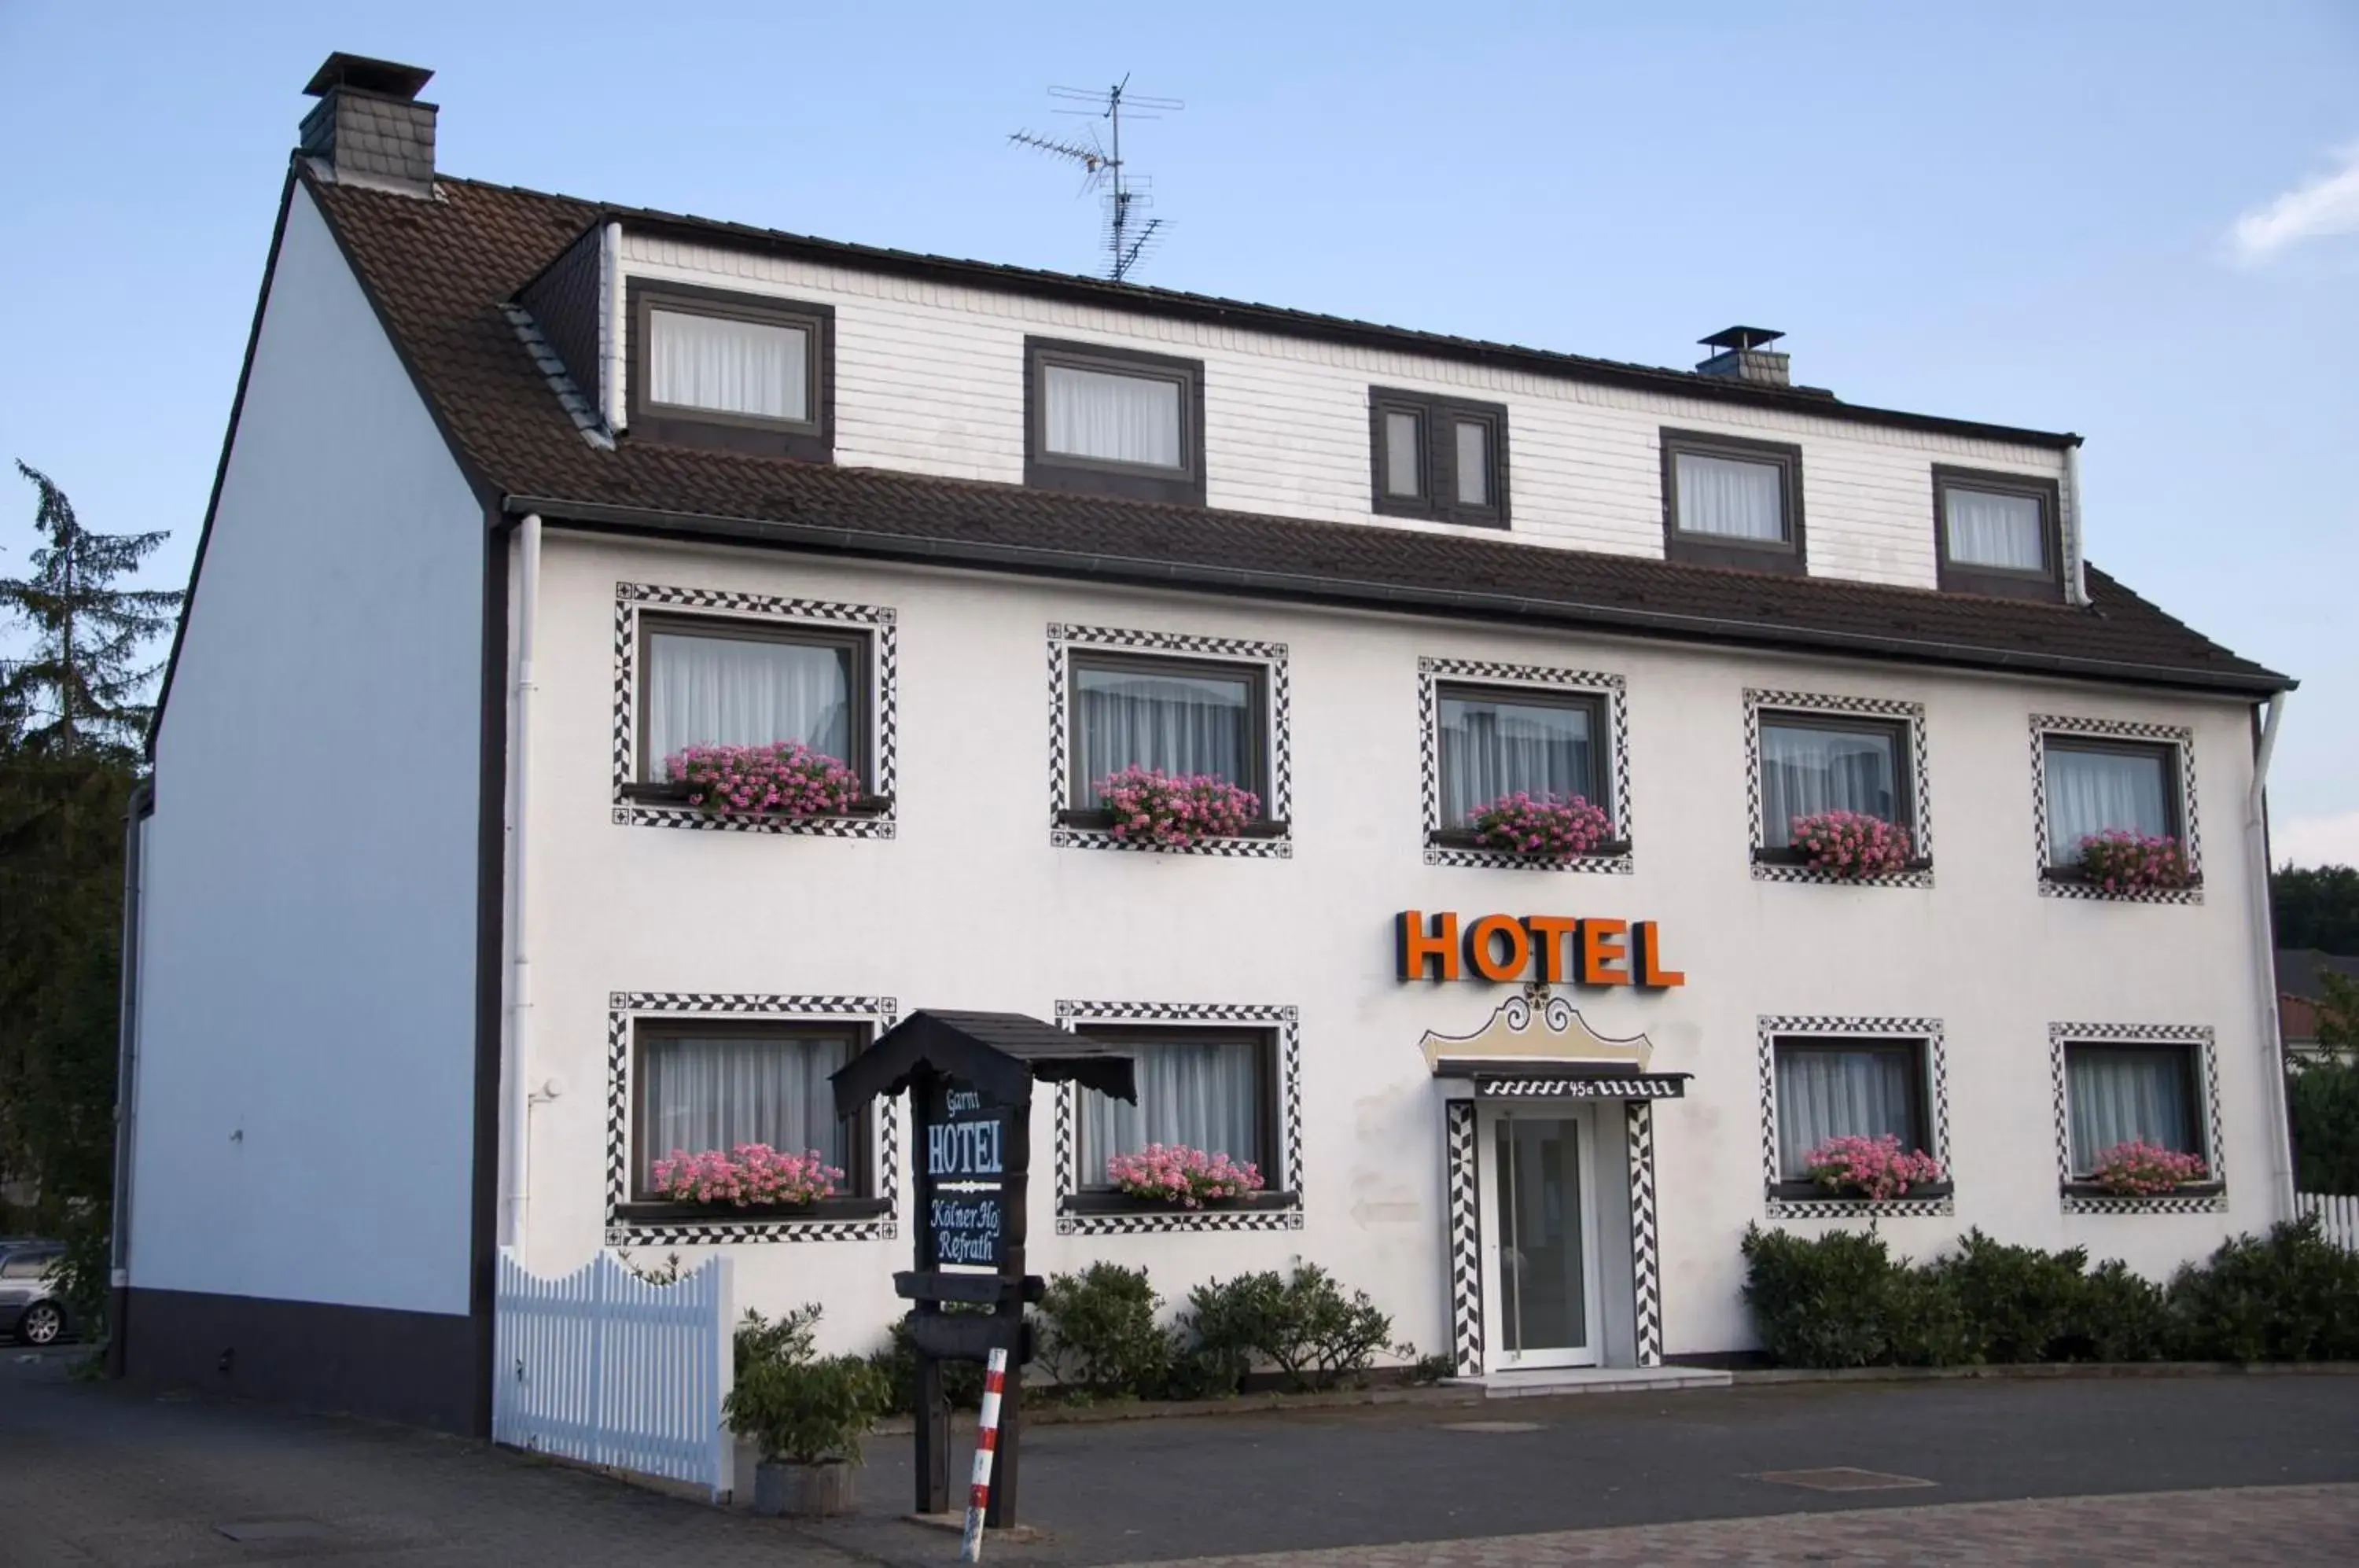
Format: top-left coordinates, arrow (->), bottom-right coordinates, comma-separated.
18,1302 -> 64,1346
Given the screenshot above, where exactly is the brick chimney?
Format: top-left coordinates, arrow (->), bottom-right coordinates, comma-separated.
1694,326 -> 1790,388
299,53 -> 437,195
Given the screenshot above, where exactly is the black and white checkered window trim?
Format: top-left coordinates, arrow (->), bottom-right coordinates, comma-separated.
2048,1022 -> 2226,1214
1047,623 -> 1291,858
1050,999 -> 1304,1235
1757,1014 -> 1952,1218
2030,715 -> 2203,905
1418,657 -> 1632,874
604,992 -> 900,1246
1744,688 -> 1933,889
611,581 -> 898,837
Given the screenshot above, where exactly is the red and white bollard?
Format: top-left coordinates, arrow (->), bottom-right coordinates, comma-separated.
958,1347 -> 1010,1562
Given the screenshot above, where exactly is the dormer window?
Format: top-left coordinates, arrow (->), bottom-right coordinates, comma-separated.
1025,338 -> 1205,506
1661,429 -> 1805,574
1370,388 -> 1508,528
1934,466 -> 2065,601
626,281 -> 833,460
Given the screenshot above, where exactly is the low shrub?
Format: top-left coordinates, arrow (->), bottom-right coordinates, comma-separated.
736,1303 -> 823,1379
1186,1263 -> 1395,1392
1037,1264 -> 1173,1401
2167,1216 -> 2359,1363
2065,1261 -> 2172,1364
726,1353 -> 892,1464
1739,1225 -> 1902,1368
1931,1230 -> 2090,1364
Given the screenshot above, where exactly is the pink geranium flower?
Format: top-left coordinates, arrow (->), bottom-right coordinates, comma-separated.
1789,811 -> 1912,878
1468,792 -> 1614,859
1095,766 -> 1260,848
1801,1133 -> 1945,1201
2089,1141 -> 2206,1196
665,741 -> 862,819
1104,1143 -> 1266,1209
650,1144 -> 843,1207
2076,830 -> 2191,894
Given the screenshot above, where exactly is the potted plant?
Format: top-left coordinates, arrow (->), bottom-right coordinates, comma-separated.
664,740 -> 863,818
1467,791 -> 1614,859
1092,765 -> 1261,848
1787,811 -> 1913,878
2087,1140 -> 2208,1196
2074,830 -> 2192,894
650,1145 -> 843,1212
1105,1143 -> 1266,1209
1800,1133 -> 1945,1201
725,1348 -> 892,1517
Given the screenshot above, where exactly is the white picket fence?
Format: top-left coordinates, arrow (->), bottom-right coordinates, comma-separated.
492,1249 -> 734,1500
2296,1191 -> 2359,1252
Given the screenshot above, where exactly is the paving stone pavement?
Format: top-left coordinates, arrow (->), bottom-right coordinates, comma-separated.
1110,1483 -> 2359,1566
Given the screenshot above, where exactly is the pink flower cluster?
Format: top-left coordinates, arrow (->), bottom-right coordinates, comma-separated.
650,1144 -> 844,1208
1103,1143 -> 1267,1209
1470,792 -> 1614,858
1801,1133 -> 1946,1202
2076,830 -> 2191,893
2089,1141 -> 2207,1196
665,741 -> 862,818
1790,811 -> 1913,878
1095,765 -> 1260,848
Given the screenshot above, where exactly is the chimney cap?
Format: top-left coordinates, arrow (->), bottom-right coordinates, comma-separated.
1698,325 -> 1784,353
303,53 -> 434,101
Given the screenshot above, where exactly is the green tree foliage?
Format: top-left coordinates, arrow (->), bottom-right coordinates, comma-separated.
2288,973 -> 2359,1194
0,462 -> 181,1326
2274,864 -> 2359,956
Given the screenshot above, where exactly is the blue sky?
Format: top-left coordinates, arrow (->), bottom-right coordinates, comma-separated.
2,2 -> 2353,859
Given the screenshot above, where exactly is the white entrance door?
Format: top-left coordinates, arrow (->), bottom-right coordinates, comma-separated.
1477,1102 -> 1603,1373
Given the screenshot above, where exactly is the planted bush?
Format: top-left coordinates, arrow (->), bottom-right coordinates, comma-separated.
1095,765 -> 1260,847
1930,1231 -> 2096,1364
666,739 -> 862,818
1801,1134 -> 1945,1201
1037,1264 -> 1173,1401
2089,1142 -> 2208,1196
2075,830 -> 2192,893
1788,811 -> 1912,878
1469,792 -> 1614,858
726,1302 -> 891,1466
1104,1144 -> 1265,1208
1184,1263 -> 1396,1393
650,1144 -> 842,1208
1739,1225 -> 1904,1368
2166,1217 -> 2359,1363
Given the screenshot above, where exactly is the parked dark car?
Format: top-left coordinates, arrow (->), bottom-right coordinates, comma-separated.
0,1242 -> 70,1345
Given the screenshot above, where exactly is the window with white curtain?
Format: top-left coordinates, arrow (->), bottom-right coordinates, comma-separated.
1043,364 -> 1183,469
1772,1040 -> 1929,1179
640,620 -> 863,778
1076,1029 -> 1271,1186
1662,429 -> 1804,572
1943,487 -> 2046,571
1675,451 -> 1786,540
627,284 -> 830,458
2044,739 -> 2177,864
648,310 -> 811,422
632,1024 -> 863,1198
1934,467 -> 2063,598
1437,686 -> 1603,827
2064,1043 -> 2200,1173
1027,340 -> 1204,503
1069,654 -> 1264,808
1758,714 -> 1908,848
1371,388 -> 1507,525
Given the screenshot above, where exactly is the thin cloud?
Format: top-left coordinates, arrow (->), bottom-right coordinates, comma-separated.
2230,142 -> 2359,263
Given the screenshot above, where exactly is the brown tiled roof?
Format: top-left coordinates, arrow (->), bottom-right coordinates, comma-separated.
307,169 -> 2288,696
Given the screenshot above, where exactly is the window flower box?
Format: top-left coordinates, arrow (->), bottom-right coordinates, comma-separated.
1463,792 -> 1616,859
615,1196 -> 893,1224
622,780 -> 893,815
1798,1134 -> 1945,1202
1082,767 -> 1265,848
649,1145 -> 845,1209
2077,1141 -> 2211,1197
1430,827 -> 1632,857
650,742 -> 868,819
1061,1189 -> 1300,1216
1779,811 -> 1915,878
1752,845 -> 1932,872
2053,831 -> 2196,896
1769,1180 -> 1953,1204
1102,1144 -> 1266,1209
1056,808 -> 1287,838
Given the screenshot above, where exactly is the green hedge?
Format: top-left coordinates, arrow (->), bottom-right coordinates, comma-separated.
1742,1217 -> 2359,1367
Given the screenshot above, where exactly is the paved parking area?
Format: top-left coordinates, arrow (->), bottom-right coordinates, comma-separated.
6,1349 -> 2357,1566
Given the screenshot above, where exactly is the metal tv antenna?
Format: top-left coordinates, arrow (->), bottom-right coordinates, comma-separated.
1008,75 -> 1183,282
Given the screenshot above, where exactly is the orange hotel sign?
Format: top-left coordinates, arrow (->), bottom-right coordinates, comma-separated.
1395,910 -> 1685,988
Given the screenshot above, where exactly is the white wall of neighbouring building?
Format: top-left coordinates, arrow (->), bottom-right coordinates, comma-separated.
133,184 -> 487,1323
512,530 -> 2276,1364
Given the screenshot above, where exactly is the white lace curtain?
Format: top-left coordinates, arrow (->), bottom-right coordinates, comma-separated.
1073,666 -> 1253,804
1946,488 -> 2045,570
637,1032 -> 851,1189
1044,364 -> 1182,469
1760,723 -> 1898,846
1453,420 -> 1491,506
645,631 -> 852,773
1080,1037 -> 1262,1184
1776,1047 -> 1919,1176
1383,410 -> 1422,496
1437,694 -> 1595,824
648,309 -> 809,421
1676,451 -> 1784,540
2066,1047 -> 2195,1171
2047,745 -> 2170,859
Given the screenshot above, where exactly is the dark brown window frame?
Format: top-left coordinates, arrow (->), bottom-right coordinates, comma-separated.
1064,648 -> 1272,815
2041,735 -> 2184,871
2059,1039 -> 2206,1176
1432,681 -> 1607,821
1070,1023 -> 1281,1191
1024,337 -> 1207,506
1369,387 -> 1511,528
634,612 -> 874,787
627,1017 -> 874,1203
624,278 -> 834,461
1754,708 -> 1918,851
1660,427 -> 1807,575
1769,1036 -> 1934,1183
1933,465 -> 2066,602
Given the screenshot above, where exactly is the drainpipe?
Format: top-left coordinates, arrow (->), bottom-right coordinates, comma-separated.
502,514 -> 543,1251
2063,446 -> 2089,605
2246,692 -> 2293,1218
105,778 -> 154,1379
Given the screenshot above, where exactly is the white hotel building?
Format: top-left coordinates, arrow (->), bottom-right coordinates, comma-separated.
117,56 -> 2296,1432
